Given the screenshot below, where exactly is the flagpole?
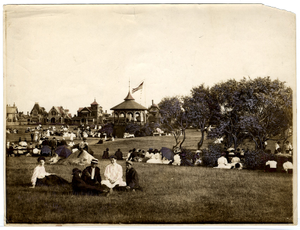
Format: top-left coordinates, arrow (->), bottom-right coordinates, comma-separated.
144,78 -> 146,108
129,77 -> 131,93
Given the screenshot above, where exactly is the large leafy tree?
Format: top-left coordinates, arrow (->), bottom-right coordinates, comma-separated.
158,96 -> 189,150
183,84 -> 220,149
208,77 -> 292,150
237,77 -> 292,149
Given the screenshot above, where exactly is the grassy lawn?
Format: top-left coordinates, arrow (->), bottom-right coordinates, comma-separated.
4,127 -> 294,224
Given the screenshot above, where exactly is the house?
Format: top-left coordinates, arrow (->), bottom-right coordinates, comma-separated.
47,106 -> 72,124
6,103 -> 19,123
72,99 -> 104,125
30,102 -> 48,124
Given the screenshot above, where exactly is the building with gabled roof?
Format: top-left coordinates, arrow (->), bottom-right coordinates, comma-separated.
72,99 -> 103,125
30,102 -> 48,124
47,106 -> 72,124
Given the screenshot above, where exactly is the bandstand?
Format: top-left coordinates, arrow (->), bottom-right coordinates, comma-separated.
110,91 -> 147,137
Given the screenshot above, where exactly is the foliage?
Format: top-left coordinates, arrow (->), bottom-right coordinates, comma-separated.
208,77 -> 292,150
125,122 -> 141,136
140,122 -> 160,136
244,149 -> 273,170
183,84 -> 220,149
100,122 -> 114,136
201,144 -> 224,167
159,96 -> 189,150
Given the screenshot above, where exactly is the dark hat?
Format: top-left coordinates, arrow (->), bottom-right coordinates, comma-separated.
83,137 -> 87,141
72,168 -> 82,174
110,155 -> 117,159
126,161 -> 133,165
37,156 -> 46,162
91,159 -> 98,164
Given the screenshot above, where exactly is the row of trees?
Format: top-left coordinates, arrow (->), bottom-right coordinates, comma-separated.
158,77 -> 293,151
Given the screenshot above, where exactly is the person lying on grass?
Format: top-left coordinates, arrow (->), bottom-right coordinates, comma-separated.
72,168 -> 108,195
30,157 -> 69,188
125,161 -> 142,192
101,155 -> 126,194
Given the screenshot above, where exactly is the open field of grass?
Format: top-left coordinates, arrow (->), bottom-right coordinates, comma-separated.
4,127 -> 295,224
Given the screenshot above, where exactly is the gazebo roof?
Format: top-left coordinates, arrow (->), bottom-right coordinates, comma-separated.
111,91 -> 147,110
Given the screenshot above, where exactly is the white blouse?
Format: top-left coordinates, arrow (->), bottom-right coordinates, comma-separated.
31,165 -> 51,185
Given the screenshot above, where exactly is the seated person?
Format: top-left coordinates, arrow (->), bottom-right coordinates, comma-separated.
172,154 -> 181,166
72,168 -> 106,195
115,148 -> 123,160
265,158 -> 277,172
81,159 -> 102,186
102,148 -> 110,159
233,162 -> 243,170
230,155 -> 241,166
194,157 -> 202,166
284,141 -> 293,154
101,156 -> 126,194
128,148 -> 139,162
276,148 -> 283,155
282,159 -> 293,174
30,157 -> 69,188
214,152 -> 232,169
49,153 -> 63,164
125,161 -> 142,192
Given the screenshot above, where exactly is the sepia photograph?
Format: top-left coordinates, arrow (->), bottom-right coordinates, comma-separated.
3,2 -> 297,226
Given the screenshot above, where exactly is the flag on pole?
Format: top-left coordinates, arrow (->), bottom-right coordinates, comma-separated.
132,81 -> 144,94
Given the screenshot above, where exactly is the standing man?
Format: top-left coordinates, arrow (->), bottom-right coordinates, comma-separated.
50,137 -> 57,156
81,159 -> 102,186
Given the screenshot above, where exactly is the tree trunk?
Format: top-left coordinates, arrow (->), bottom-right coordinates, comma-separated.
179,129 -> 186,149
197,129 -> 205,150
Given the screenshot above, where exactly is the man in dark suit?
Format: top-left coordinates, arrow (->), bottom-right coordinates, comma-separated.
81,159 -> 102,186
49,137 -> 57,156
72,168 -> 107,195
125,161 -> 142,192
115,148 -> 123,160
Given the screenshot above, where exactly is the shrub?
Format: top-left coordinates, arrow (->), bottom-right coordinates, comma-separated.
244,149 -> 273,170
202,144 -> 223,167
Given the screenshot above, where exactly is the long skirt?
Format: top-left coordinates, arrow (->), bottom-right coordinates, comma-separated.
36,175 -> 69,186
101,179 -> 126,189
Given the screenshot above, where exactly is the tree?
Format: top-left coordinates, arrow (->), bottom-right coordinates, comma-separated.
237,77 -> 292,149
100,122 -> 114,137
183,84 -> 220,149
159,96 -> 189,150
208,77 -> 292,150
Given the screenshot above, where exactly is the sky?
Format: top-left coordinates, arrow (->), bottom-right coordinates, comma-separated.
4,4 -> 296,117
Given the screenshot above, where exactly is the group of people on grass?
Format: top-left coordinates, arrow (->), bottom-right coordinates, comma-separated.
31,155 -> 142,196
214,146 -> 293,173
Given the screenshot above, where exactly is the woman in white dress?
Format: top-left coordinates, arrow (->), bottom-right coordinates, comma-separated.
146,150 -> 163,164
101,156 -> 126,193
214,153 -> 232,169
